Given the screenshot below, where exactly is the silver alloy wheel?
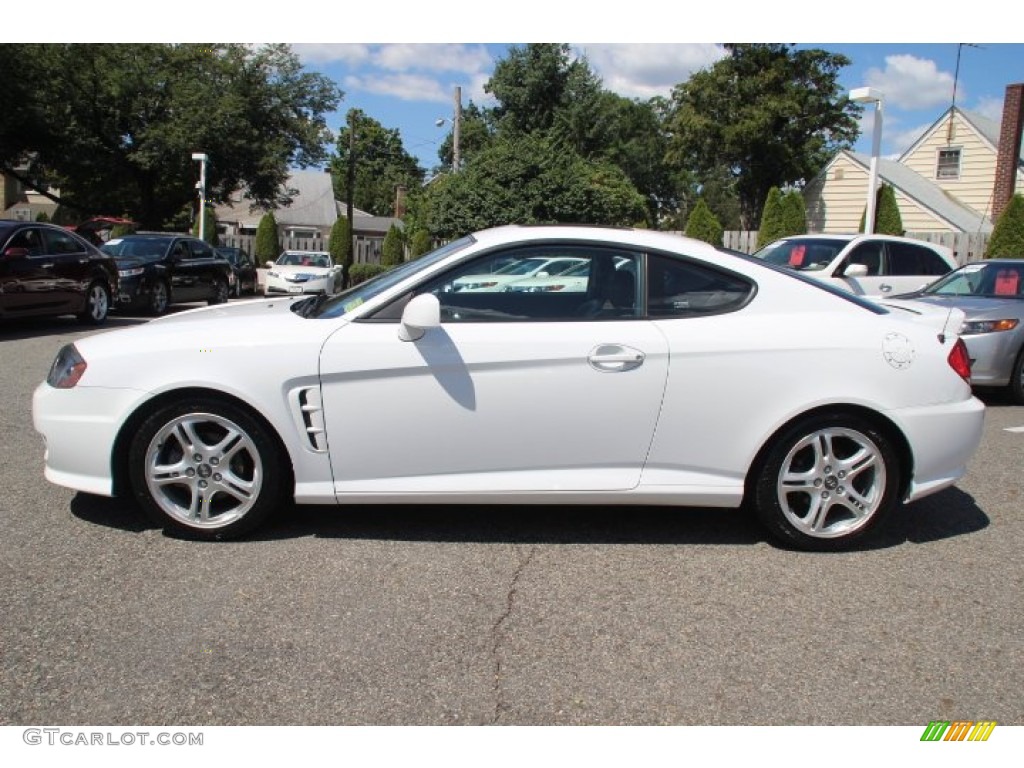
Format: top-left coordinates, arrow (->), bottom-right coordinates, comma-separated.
775,426 -> 886,538
144,412 -> 263,529
86,283 -> 108,321
150,281 -> 169,314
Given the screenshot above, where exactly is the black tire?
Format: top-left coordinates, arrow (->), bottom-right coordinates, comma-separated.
209,278 -> 229,305
127,398 -> 288,540
148,280 -> 170,315
751,413 -> 900,551
1007,347 -> 1024,405
77,281 -> 111,325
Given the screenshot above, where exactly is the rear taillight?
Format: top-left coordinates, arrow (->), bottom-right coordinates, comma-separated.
947,338 -> 972,383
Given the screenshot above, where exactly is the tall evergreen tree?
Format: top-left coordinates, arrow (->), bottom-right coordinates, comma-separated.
254,212 -> 279,263
685,198 -> 724,246
381,224 -> 404,266
191,207 -> 219,246
986,193 -> 1024,258
859,184 -> 903,235
757,187 -> 786,248
328,215 -> 351,267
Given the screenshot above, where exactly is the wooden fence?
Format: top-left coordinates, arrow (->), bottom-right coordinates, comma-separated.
219,234 -> 383,265
722,230 -> 991,265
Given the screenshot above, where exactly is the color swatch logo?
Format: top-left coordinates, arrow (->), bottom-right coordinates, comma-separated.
921,720 -> 996,741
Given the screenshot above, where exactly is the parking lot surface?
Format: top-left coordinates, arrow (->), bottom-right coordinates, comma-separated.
1,304 -> 1022,725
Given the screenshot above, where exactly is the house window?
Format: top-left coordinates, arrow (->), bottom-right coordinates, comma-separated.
936,148 -> 961,180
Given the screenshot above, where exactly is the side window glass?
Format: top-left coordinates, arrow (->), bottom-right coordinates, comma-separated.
171,241 -> 190,260
845,242 -> 883,276
647,253 -> 753,317
42,228 -> 86,255
413,246 -> 640,322
7,228 -> 44,256
190,240 -> 213,259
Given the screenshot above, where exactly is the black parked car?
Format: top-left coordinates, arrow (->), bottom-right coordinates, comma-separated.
216,246 -> 258,297
0,220 -> 119,324
100,233 -> 233,315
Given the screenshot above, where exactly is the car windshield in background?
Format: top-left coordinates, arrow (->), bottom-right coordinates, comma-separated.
305,236 -> 476,320
753,238 -> 849,272
277,253 -> 331,268
101,238 -> 171,260
923,262 -> 1024,298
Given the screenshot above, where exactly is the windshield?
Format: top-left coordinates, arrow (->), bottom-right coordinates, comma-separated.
305,236 -> 476,319
753,238 -> 849,272
101,238 -> 172,260
923,262 -> 1024,298
277,252 -> 332,268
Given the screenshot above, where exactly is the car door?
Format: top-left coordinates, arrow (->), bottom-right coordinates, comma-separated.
318,245 -> 670,494
832,240 -> 885,295
187,238 -> 224,299
885,241 -> 954,293
0,226 -> 75,315
41,226 -> 96,312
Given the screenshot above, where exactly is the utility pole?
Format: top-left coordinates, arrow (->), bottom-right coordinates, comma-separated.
345,111 -> 356,288
453,86 -> 462,172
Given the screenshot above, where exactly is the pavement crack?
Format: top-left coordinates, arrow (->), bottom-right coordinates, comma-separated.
490,543 -> 537,725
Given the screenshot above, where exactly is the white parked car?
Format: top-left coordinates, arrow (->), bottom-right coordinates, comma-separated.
33,225 -> 984,550
451,255 -> 585,292
752,234 -> 956,297
264,251 -> 341,296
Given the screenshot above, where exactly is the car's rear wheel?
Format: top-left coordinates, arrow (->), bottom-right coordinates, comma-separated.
752,413 -> 899,551
77,281 -> 111,325
1007,347 -> 1024,405
128,398 -> 288,540
210,278 -> 229,305
148,280 -> 170,315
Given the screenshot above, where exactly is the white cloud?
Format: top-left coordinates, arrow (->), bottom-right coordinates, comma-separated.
864,54 -> 956,110
373,44 -> 494,74
972,96 -> 1004,122
343,74 -> 452,104
292,44 -> 371,66
887,122 -> 933,156
574,43 -> 728,99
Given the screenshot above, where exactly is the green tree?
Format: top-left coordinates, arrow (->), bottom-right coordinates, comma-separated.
0,44 -> 341,229
331,109 -> 424,217
859,184 -> 904,235
409,229 -> 433,257
254,212 -> 279,264
666,44 -> 859,228
781,190 -> 807,236
191,206 -> 219,246
35,211 -> 50,222
327,215 -> 351,267
436,101 -> 495,173
986,194 -> 1024,258
757,187 -> 786,248
685,198 -> 724,246
381,224 -> 404,266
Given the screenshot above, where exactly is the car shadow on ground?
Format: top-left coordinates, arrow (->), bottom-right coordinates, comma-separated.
69,487 -> 988,551
0,314 -> 150,341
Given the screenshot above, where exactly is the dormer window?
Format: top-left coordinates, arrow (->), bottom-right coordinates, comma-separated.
936,148 -> 961,180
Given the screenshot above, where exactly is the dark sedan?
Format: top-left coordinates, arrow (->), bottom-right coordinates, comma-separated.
0,220 -> 118,324
891,258 -> 1024,403
216,246 -> 258,297
100,233 -> 233,315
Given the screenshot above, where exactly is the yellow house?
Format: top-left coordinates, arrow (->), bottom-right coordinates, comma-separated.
803,104 -> 1023,236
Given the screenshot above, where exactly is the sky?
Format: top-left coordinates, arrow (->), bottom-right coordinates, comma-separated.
21,1 -> 1024,174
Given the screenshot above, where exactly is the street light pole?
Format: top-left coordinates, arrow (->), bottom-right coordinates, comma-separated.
191,152 -> 208,242
453,85 -> 462,172
849,87 -> 884,235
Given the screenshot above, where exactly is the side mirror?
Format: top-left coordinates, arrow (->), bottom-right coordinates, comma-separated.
843,263 -> 869,278
398,293 -> 440,342
265,260 -> 275,269
3,247 -> 30,259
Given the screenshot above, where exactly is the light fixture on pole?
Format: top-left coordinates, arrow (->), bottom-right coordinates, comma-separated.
435,86 -> 462,171
849,87 -> 884,235
191,152 -> 208,242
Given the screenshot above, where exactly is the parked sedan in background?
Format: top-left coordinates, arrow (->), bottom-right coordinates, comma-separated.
216,246 -> 258,297
263,251 -> 341,296
753,234 -> 956,297
451,255 -> 586,292
0,220 -> 118,324
889,259 -> 1024,403
33,225 -> 983,551
101,233 -> 233,314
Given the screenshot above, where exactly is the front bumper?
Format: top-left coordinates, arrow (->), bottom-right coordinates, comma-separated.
264,277 -> 334,295
115,275 -> 149,306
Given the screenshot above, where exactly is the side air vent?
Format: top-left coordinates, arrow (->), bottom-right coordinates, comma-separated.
295,386 -> 328,453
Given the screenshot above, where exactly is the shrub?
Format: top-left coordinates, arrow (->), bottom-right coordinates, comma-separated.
349,263 -> 390,285
35,211 -> 50,222
757,187 -> 785,248
685,198 -> 723,247
781,190 -> 807,237
859,184 -> 903,235
254,212 -> 279,264
191,206 -> 219,246
381,224 -> 404,266
409,229 -> 433,257
328,215 -> 351,266
986,193 -> 1024,258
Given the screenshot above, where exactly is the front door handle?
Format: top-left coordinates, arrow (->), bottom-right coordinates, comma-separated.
588,344 -> 645,372
879,283 -> 893,292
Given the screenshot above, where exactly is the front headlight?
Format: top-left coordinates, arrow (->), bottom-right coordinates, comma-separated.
118,267 -> 145,277
959,319 -> 1020,335
47,344 -> 88,389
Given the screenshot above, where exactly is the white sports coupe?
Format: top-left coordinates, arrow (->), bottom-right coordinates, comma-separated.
33,226 -> 985,550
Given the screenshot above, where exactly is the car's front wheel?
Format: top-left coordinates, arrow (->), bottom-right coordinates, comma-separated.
77,281 -> 111,325
128,398 -> 288,540
752,413 -> 899,551
210,278 -> 229,305
148,280 -> 170,315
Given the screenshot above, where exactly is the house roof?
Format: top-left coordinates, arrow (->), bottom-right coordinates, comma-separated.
846,151 -> 994,233
900,106 -> 1024,166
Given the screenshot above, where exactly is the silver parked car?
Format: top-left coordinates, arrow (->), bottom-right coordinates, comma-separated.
891,259 -> 1024,403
